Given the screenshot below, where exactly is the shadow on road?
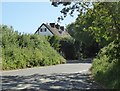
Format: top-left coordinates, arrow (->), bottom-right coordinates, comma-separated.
1,72 -> 104,91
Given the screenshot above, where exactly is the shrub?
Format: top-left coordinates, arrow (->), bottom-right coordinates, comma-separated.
60,37 -> 76,59
1,25 -> 66,70
91,39 -> 120,89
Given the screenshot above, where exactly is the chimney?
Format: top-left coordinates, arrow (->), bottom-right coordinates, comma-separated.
55,24 -> 60,29
50,23 -> 55,28
60,26 -> 64,31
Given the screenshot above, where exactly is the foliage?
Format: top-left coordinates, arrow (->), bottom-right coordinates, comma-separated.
91,39 -> 120,89
46,35 -> 80,59
1,25 -> 66,70
52,2 -> 120,46
46,36 -> 76,59
47,34 -> 99,59
46,36 -> 61,52
66,13 -> 100,58
86,2 -> 120,46
60,37 -> 77,59
51,1 -> 120,88
89,2 -> 120,89
51,1 -> 91,22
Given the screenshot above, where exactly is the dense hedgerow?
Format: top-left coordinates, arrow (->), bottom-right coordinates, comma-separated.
47,35 -> 99,60
91,39 -> 120,89
1,25 -> 66,70
47,36 -> 77,59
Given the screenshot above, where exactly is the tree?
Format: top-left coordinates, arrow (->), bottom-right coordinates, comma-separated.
51,1 -> 120,88
51,1 -> 120,46
86,2 -> 120,46
67,20 -> 100,58
1,25 -> 66,70
51,1 -> 91,22
47,36 -> 61,52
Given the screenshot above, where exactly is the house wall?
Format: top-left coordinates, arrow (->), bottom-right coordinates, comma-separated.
36,25 -> 53,36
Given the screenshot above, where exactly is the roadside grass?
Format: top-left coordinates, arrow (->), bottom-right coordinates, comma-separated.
91,40 -> 120,89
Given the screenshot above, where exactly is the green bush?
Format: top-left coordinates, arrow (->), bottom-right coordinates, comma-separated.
1,25 -> 66,70
47,36 -> 61,52
91,39 -> 120,89
60,37 -> 76,59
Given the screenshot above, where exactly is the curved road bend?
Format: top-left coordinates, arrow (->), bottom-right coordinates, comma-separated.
2,61 -> 105,90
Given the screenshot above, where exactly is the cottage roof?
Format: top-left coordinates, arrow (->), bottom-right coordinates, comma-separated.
45,23 -> 61,36
35,23 -> 71,37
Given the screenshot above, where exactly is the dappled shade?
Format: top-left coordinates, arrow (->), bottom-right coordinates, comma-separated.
2,73 -> 104,90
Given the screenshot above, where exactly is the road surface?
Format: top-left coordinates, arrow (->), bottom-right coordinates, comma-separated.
1,61 -> 104,90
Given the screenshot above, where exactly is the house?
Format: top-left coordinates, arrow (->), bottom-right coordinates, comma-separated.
35,23 -> 70,37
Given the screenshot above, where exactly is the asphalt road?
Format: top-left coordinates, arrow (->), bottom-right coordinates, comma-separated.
1,61 -> 104,90
2,63 -> 91,76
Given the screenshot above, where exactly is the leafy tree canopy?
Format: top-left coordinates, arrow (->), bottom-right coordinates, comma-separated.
51,1 -> 120,46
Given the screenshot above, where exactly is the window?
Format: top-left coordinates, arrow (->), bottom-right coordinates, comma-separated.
44,28 -> 47,32
40,28 -> 47,32
40,28 -> 42,32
